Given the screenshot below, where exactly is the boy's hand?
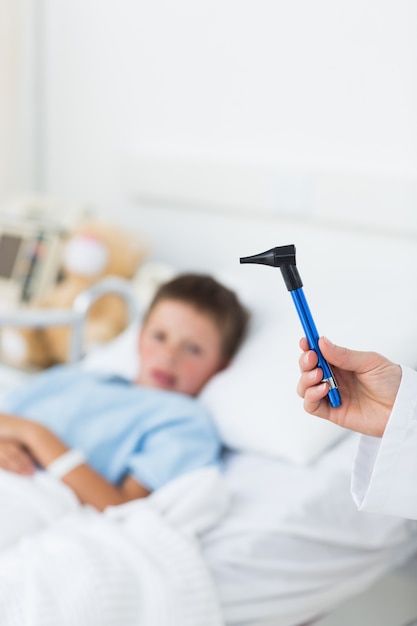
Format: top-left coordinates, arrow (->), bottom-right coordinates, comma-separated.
0,440 -> 36,475
297,336 -> 402,437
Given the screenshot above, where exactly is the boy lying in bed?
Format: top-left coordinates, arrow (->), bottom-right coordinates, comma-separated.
0,274 -> 249,512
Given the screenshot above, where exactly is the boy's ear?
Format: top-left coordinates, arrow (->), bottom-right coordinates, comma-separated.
217,358 -> 230,374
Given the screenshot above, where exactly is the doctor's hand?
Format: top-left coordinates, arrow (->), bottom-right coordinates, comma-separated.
0,440 -> 36,475
297,336 -> 402,437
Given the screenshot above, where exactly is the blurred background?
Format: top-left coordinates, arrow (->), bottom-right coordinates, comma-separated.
1,0 -> 416,261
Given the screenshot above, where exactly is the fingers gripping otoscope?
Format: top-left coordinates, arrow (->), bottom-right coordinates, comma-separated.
240,245 -> 341,408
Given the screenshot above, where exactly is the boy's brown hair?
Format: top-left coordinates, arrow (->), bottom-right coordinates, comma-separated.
145,273 -> 250,362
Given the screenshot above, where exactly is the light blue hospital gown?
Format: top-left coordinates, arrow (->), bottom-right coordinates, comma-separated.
2,365 -> 221,491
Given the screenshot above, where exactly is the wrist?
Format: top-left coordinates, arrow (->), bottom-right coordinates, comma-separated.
46,449 -> 86,479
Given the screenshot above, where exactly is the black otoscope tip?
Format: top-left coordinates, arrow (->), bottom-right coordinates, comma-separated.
240,244 -> 302,291
240,245 -> 296,268
240,249 -> 276,266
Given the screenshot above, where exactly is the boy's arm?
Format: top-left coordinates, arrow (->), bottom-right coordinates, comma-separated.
0,413 -> 150,511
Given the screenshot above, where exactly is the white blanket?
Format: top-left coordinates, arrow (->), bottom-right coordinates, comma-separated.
0,467 -> 227,626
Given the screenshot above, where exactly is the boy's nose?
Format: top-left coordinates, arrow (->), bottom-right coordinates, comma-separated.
162,343 -> 179,364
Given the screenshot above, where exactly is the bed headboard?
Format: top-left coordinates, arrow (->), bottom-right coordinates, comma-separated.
118,152 -> 417,274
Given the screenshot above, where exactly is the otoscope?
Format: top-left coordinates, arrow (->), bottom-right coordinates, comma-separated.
240,245 -> 341,408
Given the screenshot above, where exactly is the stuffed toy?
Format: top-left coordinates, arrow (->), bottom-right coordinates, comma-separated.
1,219 -> 148,369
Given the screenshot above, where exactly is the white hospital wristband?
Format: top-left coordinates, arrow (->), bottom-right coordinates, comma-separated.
46,449 -> 86,479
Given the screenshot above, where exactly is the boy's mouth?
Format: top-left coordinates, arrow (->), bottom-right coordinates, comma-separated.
151,369 -> 176,389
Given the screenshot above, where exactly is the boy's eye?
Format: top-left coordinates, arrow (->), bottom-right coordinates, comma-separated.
185,342 -> 202,356
152,330 -> 166,342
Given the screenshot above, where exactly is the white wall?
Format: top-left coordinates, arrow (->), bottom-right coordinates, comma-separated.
0,0 -> 37,202
40,1 -> 417,233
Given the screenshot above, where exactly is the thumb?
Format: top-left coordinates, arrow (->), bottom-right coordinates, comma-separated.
318,336 -> 368,373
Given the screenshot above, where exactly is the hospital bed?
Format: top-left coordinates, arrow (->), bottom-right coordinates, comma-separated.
0,205 -> 417,626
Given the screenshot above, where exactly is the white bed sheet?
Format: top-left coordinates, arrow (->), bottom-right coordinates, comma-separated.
0,465 -> 226,626
202,435 -> 417,626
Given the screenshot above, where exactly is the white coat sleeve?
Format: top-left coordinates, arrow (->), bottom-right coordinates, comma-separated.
351,366 -> 417,520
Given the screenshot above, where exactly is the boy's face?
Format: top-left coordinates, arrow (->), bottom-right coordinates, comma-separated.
136,299 -> 226,396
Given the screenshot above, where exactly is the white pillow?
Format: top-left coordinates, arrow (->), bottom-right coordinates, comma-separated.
82,235 -> 417,465
83,322 -> 140,380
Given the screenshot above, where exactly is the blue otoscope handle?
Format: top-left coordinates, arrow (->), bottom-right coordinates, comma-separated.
291,287 -> 341,408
